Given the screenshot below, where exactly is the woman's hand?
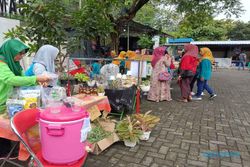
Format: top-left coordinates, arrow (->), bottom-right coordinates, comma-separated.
200,77 -> 204,81
165,54 -> 171,60
36,75 -> 51,87
178,75 -> 182,81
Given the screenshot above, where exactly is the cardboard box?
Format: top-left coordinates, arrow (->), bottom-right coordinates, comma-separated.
88,105 -> 101,121
89,120 -> 119,155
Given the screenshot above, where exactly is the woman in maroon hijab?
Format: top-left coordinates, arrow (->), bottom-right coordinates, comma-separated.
178,44 -> 199,102
147,46 -> 172,102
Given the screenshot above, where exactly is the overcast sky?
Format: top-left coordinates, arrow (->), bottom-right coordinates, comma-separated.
216,0 -> 250,22
240,0 -> 250,22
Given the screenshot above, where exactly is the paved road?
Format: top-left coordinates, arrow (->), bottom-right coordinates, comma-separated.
86,69 -> 250,167
1,69 -> 249,167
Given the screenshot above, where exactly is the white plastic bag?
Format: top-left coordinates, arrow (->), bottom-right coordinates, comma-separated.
42,71 -> 58,86
41,86 -> 66,108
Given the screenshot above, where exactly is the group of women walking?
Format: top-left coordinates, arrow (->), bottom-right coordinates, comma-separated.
147,44 -> 217,103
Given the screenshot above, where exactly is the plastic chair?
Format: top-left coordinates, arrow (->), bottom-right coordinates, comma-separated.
11,109 -> 87,167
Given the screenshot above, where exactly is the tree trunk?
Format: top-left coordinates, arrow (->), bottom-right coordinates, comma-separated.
108,0 -> 150,54
110,29 -> 120,54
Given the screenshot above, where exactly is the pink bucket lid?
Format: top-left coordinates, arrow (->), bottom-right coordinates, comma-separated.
40,106 -> 89,122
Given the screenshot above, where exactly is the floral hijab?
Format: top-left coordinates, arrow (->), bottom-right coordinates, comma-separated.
151,46 -> 167,68
183,44 -> 198,58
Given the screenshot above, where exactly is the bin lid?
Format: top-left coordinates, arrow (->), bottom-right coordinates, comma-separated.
39,105 -> 89,122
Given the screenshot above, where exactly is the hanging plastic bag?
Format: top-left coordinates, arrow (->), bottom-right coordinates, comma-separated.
42,71 -> 59,87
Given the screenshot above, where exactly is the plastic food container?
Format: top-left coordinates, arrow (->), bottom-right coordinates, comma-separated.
39,105 -> 89,164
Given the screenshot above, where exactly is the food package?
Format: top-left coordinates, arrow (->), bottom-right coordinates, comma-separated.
6,99 -> 25,117
19,87 -> 41,109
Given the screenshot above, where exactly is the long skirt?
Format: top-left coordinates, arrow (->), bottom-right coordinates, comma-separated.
180,77 -> 193,99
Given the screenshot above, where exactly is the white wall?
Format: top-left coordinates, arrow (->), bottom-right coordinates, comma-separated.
0,17 -> 20,44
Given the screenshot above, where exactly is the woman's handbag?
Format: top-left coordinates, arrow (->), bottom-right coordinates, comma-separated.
158,71 -> 171,81
181,70 -> 194,78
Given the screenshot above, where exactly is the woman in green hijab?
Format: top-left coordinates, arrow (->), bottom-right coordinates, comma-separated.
0,39 -> 50,114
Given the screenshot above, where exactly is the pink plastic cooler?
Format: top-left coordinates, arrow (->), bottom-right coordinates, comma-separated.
39,106 -> 89,164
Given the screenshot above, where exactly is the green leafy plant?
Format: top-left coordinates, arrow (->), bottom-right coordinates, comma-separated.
141,80 -> 150,86
116,116 -> 142,142
87,125 -> 112,143
97,86 -> 105,93
133,110 -> 160,132
59,72 -> 75,80
74,73 -> 90,83
137,35 -> 154,49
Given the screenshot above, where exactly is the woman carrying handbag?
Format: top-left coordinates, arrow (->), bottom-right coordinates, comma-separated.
147,46 -> 172,102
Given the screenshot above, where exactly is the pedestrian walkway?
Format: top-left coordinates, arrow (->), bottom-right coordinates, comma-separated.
86,69 -> 250,167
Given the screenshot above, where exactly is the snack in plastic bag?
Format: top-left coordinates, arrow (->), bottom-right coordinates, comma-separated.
6,99 -> 25,117
19,88 -> 41,109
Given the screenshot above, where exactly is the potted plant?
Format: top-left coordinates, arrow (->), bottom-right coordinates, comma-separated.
74,73 -> 90,85
87,79 -> 96,87
140,80 -> 150,92
133,111 -> 160,140
97,86 -> 105,96
59,72 -> 76,86
116,116 -> 142,147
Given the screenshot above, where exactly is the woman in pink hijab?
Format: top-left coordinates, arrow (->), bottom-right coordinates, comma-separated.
178,44 -> 199,102
147,46 -> 172,102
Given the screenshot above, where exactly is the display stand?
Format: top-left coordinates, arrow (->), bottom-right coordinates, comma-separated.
67,56 -> 149,117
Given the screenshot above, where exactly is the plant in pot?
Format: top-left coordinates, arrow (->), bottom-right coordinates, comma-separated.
59,72 -> 75,86
97,86 -> 105,96
87,77 -> 96,87
74,73 -> 90,85
116,116 -> 142,147
133,110 -> 160,140
140,80 -> 150,92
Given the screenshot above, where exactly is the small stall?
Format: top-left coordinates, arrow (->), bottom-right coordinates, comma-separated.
65,53 -> 153,119
0,50 -> 164,167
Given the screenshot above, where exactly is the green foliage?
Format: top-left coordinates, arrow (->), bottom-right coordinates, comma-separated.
87,125 -> 112,143
137,35 -> 154,49
59,72 -> 75,80
134,3 -> 156,27
4,0 -> 69,71
132,111 -> 160,132
116,116 -> 142,142
71,0 -> 114,40
19,0 -> 67,48
134,2 -> 182,33
167,0 -> 242,18
74,73 -> 90,83
227,21 -> 250,40
4,27 -> 37,55
134,0 -> 242,35
175,13 -> 228,40
4,0 -> 244,57
97,86 -> 105,93
141,79 -> 150,86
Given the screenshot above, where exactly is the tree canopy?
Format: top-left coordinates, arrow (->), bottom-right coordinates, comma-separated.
5,0 -> 246,54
